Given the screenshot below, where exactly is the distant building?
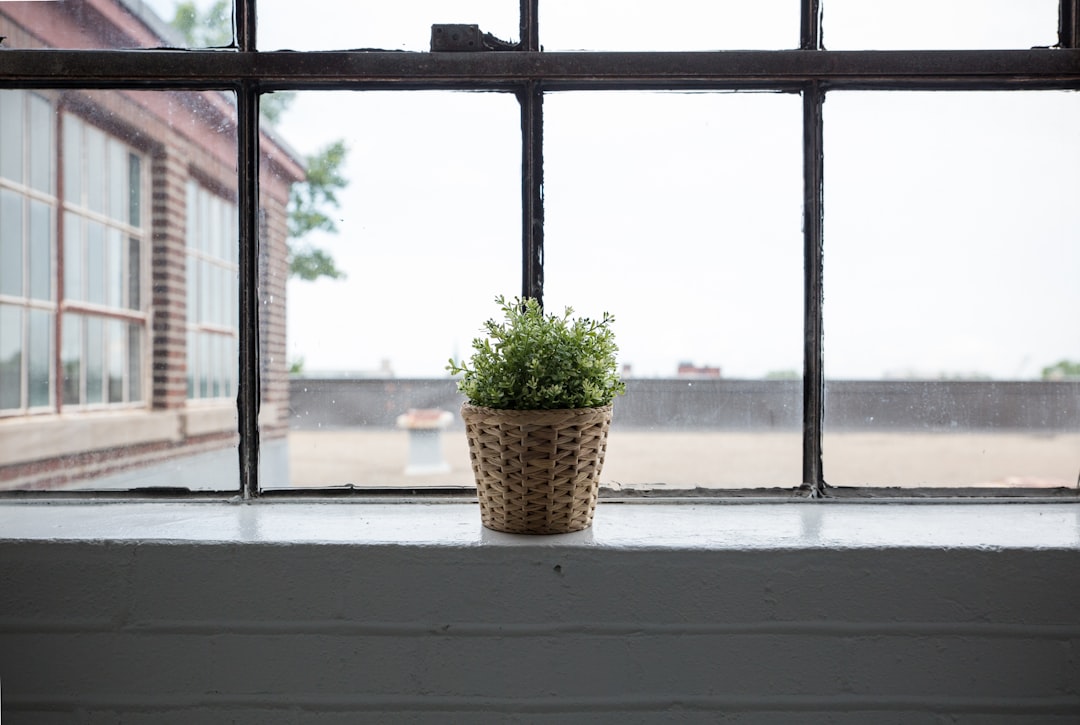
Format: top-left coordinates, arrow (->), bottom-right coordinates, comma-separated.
676,362 -> 722,379
0,2 -> 304,489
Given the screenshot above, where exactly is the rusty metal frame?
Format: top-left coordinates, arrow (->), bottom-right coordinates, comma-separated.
1,0 -> 1078,500
2,49 -> 1078,88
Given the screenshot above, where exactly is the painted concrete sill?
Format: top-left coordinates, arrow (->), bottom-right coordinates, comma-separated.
0,501 -> 1078,550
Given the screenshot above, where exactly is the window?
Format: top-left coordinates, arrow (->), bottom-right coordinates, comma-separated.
186,180 -> 239,402
1,1 -> 1077,498
1,90 -> 55,414
61,111 -> 148,409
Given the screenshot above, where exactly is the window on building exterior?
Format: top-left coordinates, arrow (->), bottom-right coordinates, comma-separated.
61,111 -> 148,409
0,86 -> 245,491
0,1 -> 1077,498
1,90 -> 55,414
186,181 -> 239,402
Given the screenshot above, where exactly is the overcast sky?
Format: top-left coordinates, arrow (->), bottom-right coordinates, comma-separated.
144,0 -> 1077,379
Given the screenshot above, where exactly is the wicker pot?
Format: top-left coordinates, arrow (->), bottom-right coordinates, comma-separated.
460,403 -> 613,534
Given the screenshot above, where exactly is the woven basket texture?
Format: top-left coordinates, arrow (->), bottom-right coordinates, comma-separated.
461,403 -> 613,534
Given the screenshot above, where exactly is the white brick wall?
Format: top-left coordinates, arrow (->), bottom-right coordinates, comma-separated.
1,503 -> 1078,723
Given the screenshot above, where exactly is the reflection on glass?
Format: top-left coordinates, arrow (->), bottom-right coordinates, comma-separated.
0,1 -> 229,49
62,315 -> 81,406
0,94 -> 24,183
0,306 -> 22,410
0,191 -> 21,296
258,0 -> 517,51
86,317 -> 104,405
545,91 -> 804,488
128,324 -> 143,402
29,201 -> 51,301
0,89 -> 244,492
28,93 -> 53,194
542,0 -> 799,51
108,319 -> 125,403
822,0 -> 1058,50
823,90 -> 1080,487
86,223 -> 105,305
263,90 -> 520,489
86,126 -> 106,214
28,309 -> 52,408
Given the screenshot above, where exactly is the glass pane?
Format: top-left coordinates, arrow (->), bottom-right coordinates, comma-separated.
542,0 -> 799,51
107,319 -> 125,403
212,334 -> 223,398
0,90 -> 24,184
62,314 -> 82,406
128,237 -> 141,310
63,115 -> 83,205
108,140 -> 126,222
27,309 -> 51,408
822,0 -> 1058,50
1,90 -> 238,492
187,327 -> 196,398
85,317 -> 104,405
186,255 -> 197,323
0,0 -> 230,49
128,323 -> 143,402
28,93 -> 53,194
86,222 -> 105,305
129,154 -> 142,227
227,335 -> 237,397
258,0 -> 517,51
197,189 -> 209,254
263,90 -> 520,489
200,258 -> 211,323
545,91 -> 804,489
823,90 -> 1080,487
218,333 -> 230,397
106,227 -> 123,308
29,200 -> 52,301
86,126 -> 106,215
63,213 -> 82,301
200,332 -> 211,397
0,305 -> 22,410
1,191 -> 23,297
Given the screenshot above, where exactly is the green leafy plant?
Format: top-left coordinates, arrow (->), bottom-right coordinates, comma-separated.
448,296 -> 627,410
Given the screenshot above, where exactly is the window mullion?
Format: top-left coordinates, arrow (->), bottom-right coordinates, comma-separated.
801,0 -> 822,50
521,0 -> 539,52
520,82 -> 543,305
803,82 -> 825,497
1063,0 -> 1080,48
237,0 -> 256,52
237,81 -> 259,499
520,0 -> 541,304
236,0 -> 258,497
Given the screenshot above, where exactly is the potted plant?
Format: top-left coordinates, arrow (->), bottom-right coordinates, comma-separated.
447,296 -> 626,534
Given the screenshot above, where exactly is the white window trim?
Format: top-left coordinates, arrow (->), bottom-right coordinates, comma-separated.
1,500 -> 1077,552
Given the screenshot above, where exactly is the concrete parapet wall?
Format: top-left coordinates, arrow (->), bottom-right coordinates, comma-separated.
289,378 -> 1080,432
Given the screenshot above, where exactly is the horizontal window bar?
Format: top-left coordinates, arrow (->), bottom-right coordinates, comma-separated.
1,50 -> 1078,88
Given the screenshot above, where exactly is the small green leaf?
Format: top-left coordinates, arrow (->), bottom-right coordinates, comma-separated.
445,296 -> 626,410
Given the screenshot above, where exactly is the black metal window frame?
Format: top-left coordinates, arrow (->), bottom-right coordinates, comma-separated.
2,0 -> 1078,501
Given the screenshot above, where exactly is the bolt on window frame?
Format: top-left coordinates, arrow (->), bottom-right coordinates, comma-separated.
1,0 -> 1078,500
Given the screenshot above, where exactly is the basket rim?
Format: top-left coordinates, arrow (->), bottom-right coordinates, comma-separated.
460,402 -> 613,416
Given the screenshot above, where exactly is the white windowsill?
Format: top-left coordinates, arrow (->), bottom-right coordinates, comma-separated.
1,500 -> 1078,550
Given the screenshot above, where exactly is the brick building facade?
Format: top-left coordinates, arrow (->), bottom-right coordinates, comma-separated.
0,1 -> 303,489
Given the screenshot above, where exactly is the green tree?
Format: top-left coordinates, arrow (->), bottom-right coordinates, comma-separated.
1041,359 -> 1080,380
169,0 -> 230,47
169,4 -> 348,282
260,92 -> 295,125
287,140 -> 348,280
